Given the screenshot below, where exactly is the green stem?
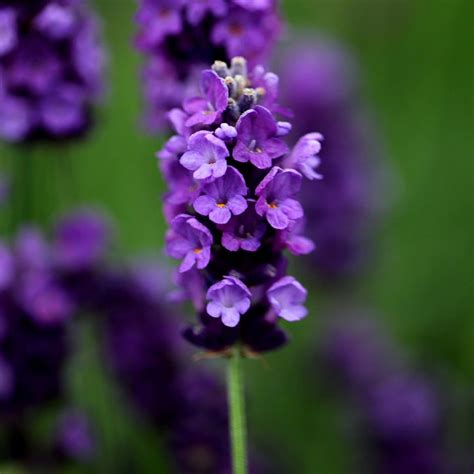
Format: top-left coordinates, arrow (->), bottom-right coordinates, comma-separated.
227,348 -> 248,474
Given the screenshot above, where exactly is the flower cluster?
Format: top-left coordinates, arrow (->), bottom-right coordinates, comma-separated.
0,210 -> 108,421
277,39 -> 384,280
322,316 -> 446,473
160,57 -> 321,354
135,0 -> 281,131
0,0 -> 105,142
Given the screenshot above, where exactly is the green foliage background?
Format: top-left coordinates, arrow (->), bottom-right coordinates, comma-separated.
1,0 -> 473,472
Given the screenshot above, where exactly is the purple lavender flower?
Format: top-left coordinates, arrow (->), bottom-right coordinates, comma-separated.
194,166 -> 248,224
16,271 -> 75,325
255,167 -> 303,230
286,132 -> 324,180
136,0 -> 282,132
277,38 -> 384,279
0,280 -> 70,420
166,214 -> 213,272
267,276 -> 308,322
0,1 -> 106,142
180,131 -> 229,180
221,205 -> 266,252
234,105 -> 288,169
206,276 -> 251,327
184,70 -> 229,127
159,57 -> 321,354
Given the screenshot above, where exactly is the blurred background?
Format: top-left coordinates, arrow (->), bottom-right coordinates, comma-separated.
0,0 -> 473,473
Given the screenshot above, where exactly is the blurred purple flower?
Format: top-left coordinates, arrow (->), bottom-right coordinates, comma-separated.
53,211 -> 109,272
55,409 -> 96,462
135,0 -> 281,131
0,0 -> 106,142
277,38 -> 386,280
322,316 -> 447,473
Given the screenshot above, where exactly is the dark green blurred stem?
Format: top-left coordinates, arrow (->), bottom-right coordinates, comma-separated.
8,145 -> 76,234
227,348 -> 248,474
10,146 -> 35,232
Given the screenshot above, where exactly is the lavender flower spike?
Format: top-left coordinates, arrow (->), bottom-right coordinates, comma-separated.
207,276 -> 251,327
0,0 -> 106,142
159,57 -> 323,354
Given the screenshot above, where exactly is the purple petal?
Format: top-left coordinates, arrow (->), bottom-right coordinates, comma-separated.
200,70 -> 228,112
264,138 -> 289,159
280,198 -> 304,220
227,195 -> 248,216
209,206 -> 231,224
249,151 -> 272,169
206,301 -> 222,318
180,251 -> 196,272
194,195 -> 216,216
180,151 -> 203,171
222,233 -> 240,251
195,246 -> 211,269
193,163 -> 213,180
222,307 -> 240,327
267,208 -> 289,230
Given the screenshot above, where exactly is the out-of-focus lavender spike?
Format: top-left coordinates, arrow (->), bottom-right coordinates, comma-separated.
135,0 -> 282,132
321,315 -> 447,473
0,1 -> 106,142
277,37 -> 388,281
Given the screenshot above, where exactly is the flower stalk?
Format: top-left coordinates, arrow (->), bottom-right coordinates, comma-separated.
227,348 -> 248,474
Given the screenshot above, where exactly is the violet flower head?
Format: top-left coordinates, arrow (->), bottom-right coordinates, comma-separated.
159,57 -> 321,352
277,38 -> 385,280
0,0 -> 106,142
135,0 -> 282,132
0,231 -> 72,419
